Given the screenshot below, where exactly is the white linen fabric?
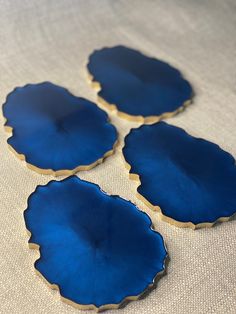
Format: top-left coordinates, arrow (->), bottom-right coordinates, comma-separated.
0,1 -> 236,313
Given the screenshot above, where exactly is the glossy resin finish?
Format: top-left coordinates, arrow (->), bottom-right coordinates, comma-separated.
24,176 -> 167,310
123,122 -> 236,228
3,82 -> 117,175
87,45 -> 192,122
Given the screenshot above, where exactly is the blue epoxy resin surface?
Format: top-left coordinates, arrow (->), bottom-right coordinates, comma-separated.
123,122 -> 236,227
24,176 -> 167,309
87,45 -> 192,119
3,82 -> 117,173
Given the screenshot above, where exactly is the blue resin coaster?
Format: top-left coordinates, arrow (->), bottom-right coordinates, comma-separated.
123,122 -> 236,229
24,176 -> 167,311
2,82 -> 117,175
87,45 -> 192,123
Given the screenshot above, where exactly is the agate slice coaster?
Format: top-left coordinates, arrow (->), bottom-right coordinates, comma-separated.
123,122 -> 236,228
3,82 -> 117,175
87,45 -> 192,123
24,176 -> 167,311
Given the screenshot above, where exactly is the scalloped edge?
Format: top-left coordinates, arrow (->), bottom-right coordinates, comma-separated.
2,83 -> 118,176
122,134 -> 236,230
24,177 -> 168,311
86,53 -> 193,124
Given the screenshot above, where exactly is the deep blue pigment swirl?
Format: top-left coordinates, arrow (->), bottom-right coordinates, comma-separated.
24,176 -> 167,308
3,82 -> 117,172
87,45 -> 192,118
123,122 -> 236,226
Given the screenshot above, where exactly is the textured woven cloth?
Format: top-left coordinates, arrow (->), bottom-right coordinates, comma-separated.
0,1 -> 236,313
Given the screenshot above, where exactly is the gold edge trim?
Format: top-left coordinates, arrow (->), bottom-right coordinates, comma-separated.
122,154 -> 235,229
24,216 -> 167,312
86,68 -> 192,124
3,118 -> 118,177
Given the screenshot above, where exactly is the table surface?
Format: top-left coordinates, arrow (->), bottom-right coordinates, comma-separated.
0,1 -> 236,313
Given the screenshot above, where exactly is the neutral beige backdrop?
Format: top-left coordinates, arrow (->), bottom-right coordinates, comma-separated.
0,1 -> 236,313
